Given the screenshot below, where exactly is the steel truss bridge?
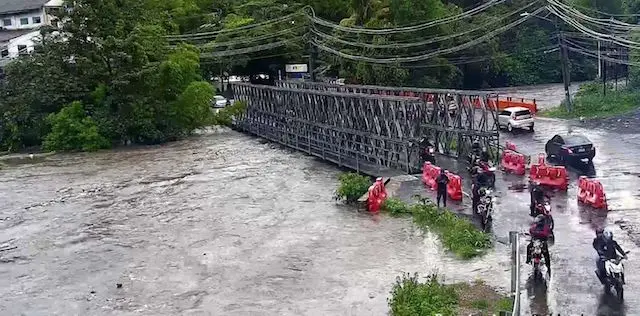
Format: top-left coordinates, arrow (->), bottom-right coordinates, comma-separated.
231,81 -> 500,176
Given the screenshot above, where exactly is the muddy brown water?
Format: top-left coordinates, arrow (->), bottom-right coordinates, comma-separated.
0,128 -> 510,316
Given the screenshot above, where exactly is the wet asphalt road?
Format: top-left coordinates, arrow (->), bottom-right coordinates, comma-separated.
498,118 -> 640,315
0,128 -> 512,316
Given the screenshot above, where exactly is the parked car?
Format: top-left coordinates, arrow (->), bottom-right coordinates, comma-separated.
545,134 -> 596,163
498,107 -> 535,132
212,95 -> 228,108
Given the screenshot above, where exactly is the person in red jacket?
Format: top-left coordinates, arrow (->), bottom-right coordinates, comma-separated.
526,215 -> 552,275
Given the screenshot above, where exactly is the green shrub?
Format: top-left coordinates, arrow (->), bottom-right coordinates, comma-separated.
213,100 -> 247,127
43,101 -> 111,152
542,81 -> 640,119
335,172 -> 371,203
381,197 -> 412,217
388,273 -> 458,316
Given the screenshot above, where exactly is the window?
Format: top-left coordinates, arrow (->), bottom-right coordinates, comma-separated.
1,49 -> 8,58
499,111 -> 509,116
2,18 -> 11,26
32,16 -> 41,24
20,18 -> 29,25
515,110 -> 531,117
17,45 -> 27,55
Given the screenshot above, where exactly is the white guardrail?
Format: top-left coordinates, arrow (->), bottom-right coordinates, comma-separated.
511,231 -> 521,316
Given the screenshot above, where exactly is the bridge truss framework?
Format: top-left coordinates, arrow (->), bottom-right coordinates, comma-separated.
232,81 -> 500,175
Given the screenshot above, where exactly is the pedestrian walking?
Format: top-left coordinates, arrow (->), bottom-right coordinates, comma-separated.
436,169 -> 449,208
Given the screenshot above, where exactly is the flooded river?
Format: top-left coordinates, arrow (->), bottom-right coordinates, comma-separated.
0,129 -> 510,316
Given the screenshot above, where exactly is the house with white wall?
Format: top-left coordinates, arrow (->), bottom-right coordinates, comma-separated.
0,0 -> 63,65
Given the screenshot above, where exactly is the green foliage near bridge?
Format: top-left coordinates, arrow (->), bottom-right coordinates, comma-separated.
2,0 -> 640,152
382,197 -> 491,259
388,273 -> 513,316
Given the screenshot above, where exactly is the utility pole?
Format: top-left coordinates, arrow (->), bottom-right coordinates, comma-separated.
603,42 -> 607,97
597,41 -> 602,78
559,31 -> 572,111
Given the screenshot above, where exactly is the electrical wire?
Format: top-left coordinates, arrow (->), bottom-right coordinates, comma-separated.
165,11 -> 303,39
311,6 -> 546,64
307,0 -> 506,35
310,0 -> 541,50
199,39 -> 299,58
548,0 -> 639,32
171,27 -> 302,50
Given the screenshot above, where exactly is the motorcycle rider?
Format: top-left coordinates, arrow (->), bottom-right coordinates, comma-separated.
526,215 -> 552,275
418,138 -> 435,163
471,175 -> 481,214
530,181 -> 548,217
595,229 -> 628,284
436,169 -> 449,208
479,147 -> 490,163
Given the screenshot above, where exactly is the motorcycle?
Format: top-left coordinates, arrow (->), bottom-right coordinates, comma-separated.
602,251 -> 630,300
477,188 -> 494,230
469,159 -> 496,187
531,239 -> 547,280
534,200 -> 555,233
420,145 -> 436,164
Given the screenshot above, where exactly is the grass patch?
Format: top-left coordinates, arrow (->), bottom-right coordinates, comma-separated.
382,197 -> 491,259
388,273 -> 513,316
541,82 -> 640,119
334,172 -> 371,203
381,197 -> 412,217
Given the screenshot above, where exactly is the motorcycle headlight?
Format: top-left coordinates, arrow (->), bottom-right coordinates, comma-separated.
544,205 -> 551,212
429,148 -> 434,153
488,167 -> 496,172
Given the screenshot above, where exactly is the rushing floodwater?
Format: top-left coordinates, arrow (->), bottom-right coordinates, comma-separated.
0,128 -> 510,316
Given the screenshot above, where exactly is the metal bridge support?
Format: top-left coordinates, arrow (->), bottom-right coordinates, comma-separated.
232,82 -> 427,175
275,80 -> 500,163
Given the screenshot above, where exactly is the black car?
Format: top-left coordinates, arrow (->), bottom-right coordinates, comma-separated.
545,134 -> 595,163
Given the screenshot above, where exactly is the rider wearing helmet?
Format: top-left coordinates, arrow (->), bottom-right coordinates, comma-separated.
596,229 -> 627,284
480,147 -> 490,163
530,181 -> 548,217
526,215 -> 552,275
593,228 -> 607,284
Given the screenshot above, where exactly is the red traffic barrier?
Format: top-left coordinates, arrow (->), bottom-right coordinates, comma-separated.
367,177 -> 388,213
529,159 -> 569,191
421,162 -> 441,191
445,171 -> 463,201
501,150 -> 526,175
506,141 -> 517,152
578,176 -> 608,210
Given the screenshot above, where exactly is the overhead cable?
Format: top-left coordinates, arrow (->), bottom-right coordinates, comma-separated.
307,0 -> 506,35
199,39 -> 298,58
311,6 -> 546,64
310,0 -> 541,50
165,11 -> 303,39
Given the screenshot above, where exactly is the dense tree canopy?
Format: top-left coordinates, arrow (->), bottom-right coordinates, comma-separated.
0,0 -> 637,152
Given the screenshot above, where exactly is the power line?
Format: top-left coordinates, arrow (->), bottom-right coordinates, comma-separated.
310,0 -> 541,50
200,39 -> 300,58
307,0 -> 506,35
165,11 -> 303,39
311,6 -> 546,64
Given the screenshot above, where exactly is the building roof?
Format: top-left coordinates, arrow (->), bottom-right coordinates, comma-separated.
0,0 -> 49,15
0,29 -> 37,42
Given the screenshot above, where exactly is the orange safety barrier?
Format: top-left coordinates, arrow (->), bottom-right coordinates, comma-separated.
421,162 -> 441,191
506,141 -> 517,152
496,97 -> 538,114
577,176 -> 608,210
445,171 -> 463,201
501,150 -> 527,175
529,158 -> 569,191
367,177 -> 388,213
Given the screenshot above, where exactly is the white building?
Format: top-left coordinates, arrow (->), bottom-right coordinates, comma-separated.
0,0 -> 63,65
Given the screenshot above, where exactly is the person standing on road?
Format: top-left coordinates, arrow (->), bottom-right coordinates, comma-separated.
436,169 -> 449,208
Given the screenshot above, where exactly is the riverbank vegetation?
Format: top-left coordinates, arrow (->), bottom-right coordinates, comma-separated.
382,197 -> 491,259
542,82 -> 640,119
388,273 -> 513,316
2,0 -> 640,152
335,172 -> 372,203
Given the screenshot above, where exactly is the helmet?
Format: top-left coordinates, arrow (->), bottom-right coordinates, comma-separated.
534,214 -> 545,223
603,229 -> 613,241
596,228 -> 604,236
